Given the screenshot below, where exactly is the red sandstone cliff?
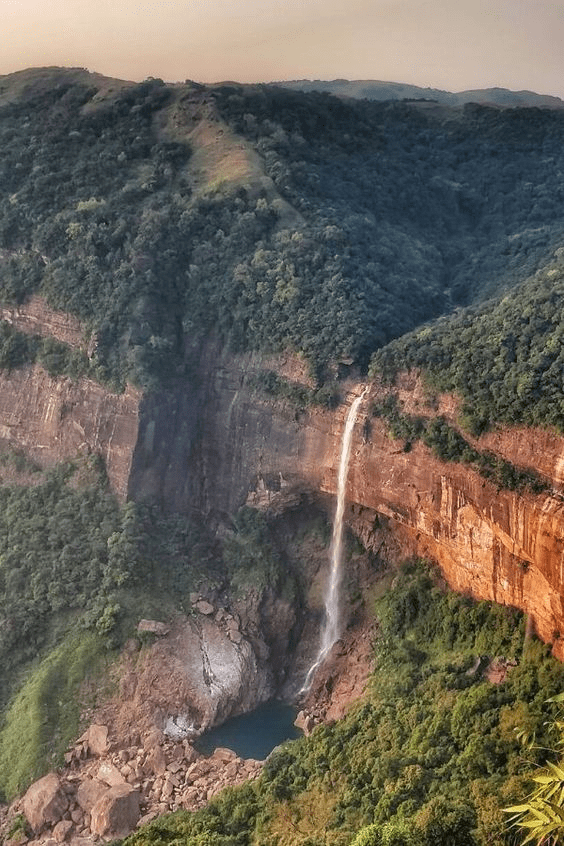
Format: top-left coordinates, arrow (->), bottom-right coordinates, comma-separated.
0,305 -> 563,657
0,363 -> 140,498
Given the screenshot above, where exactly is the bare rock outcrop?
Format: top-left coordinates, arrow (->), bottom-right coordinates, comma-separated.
6,722 -> 265,845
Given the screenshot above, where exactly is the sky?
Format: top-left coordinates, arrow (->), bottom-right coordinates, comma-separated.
2,0 -> 564,98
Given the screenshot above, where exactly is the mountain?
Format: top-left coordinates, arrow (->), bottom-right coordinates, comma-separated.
274,77 -> 564,109
2,67 -> 564,844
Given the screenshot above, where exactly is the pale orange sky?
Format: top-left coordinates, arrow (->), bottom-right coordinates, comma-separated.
2,0 -> 564,97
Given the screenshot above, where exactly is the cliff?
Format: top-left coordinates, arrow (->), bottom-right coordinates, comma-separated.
129,345 -> 564,658
0,307 -> 563,657
0,363 -> 139,498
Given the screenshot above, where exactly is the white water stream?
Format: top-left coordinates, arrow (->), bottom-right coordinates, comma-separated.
301,388 -> 367,693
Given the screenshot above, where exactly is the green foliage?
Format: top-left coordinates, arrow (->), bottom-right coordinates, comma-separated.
372,394 -> 549,493
504,693 -> 564,845
249,370 -> 340,409
0,320 -> 102,383
4,74 -> 564,389
215,86 -> 564,373
371,259 -> 564,433
0,459 -> 229,796
0,460 -> 222,711
122,561 -> 564,846
0,463 -> 121,700
223,507 -> 290,595
5,813 -> 30,840
0,631 -> 108,801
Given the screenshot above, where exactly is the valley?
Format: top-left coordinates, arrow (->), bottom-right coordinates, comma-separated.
1,67 -> 564,845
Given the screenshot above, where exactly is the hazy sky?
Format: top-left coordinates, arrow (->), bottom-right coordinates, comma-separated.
2,0 -> 564,96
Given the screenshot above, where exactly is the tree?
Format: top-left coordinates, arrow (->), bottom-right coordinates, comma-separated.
505,693 -> 564,845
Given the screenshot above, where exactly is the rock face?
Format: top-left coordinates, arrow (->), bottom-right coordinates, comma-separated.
0,301 -> 564,658
128,348 -> 564,660
0,364 -> 139,498
103,613 -> 274,740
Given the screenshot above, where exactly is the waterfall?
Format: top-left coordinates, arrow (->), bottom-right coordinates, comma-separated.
301,387 -> 367,693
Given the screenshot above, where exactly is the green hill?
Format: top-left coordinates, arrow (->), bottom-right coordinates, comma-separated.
3,70 -> 564,395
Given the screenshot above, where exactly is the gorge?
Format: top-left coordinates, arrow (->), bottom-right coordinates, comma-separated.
4,68 -> 564,843
2,301 -> 564,662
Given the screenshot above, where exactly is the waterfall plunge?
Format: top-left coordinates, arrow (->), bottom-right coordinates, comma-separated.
301,388 -> 367,694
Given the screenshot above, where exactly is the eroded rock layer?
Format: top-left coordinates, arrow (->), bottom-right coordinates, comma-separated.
0,309 -> 563,658
129,345 -> 564,658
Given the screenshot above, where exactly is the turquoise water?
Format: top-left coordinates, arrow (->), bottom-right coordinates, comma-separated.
195,700 -> 301,760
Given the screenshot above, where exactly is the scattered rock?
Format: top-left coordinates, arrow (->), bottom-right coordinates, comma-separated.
166,760 -> 184,774
22,773 -> 68,833
97,762 -> 125,788
137,620 -> 170,637
90,784 -> 140,839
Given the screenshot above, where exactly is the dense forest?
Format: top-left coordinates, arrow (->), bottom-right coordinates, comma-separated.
3,70 -> 564,403
0,455 -> 294,800
0,459 -> 220,798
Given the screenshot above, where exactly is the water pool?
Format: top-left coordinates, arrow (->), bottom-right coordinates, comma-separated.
195,700 -> 301,760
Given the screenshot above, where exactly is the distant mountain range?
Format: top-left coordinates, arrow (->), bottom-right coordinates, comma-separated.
273,79 -> 564,109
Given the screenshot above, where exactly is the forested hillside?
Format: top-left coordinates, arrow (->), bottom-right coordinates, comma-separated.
3,69 -> 564,398
122,564 -> 564,846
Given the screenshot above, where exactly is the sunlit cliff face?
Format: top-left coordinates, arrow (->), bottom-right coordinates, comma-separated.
129,350 -> 564,659
0,304 -> 562,658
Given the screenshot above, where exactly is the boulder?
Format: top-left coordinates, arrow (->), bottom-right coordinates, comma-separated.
144,744 -> 167,776
137,620 -> 170,637
97,762 -> 126,787
86,725 -> 110,757
194,600 -> 214,615
212,747 -> 237,764
22,773 -> 68,832
90,784 -> 140,839
76,778 -> 107,813
143,729 -> 164,750
294,710 -> 315,735
52,819 -> 73,842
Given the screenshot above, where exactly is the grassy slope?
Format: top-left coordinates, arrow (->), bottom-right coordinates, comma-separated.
0,631 -> 111,800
